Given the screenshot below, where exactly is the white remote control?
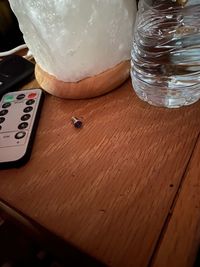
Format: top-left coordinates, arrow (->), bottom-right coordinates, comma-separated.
0,88 -> 44,169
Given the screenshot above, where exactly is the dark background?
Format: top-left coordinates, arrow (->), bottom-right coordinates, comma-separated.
0,0 -> 24,52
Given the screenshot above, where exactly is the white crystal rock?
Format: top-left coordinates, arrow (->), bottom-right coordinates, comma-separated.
9,0 -> 137,82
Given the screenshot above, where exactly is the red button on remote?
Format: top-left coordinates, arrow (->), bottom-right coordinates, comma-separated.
28,93 -> 37,99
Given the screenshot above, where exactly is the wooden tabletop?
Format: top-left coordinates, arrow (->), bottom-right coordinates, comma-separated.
0,79 -> 200,267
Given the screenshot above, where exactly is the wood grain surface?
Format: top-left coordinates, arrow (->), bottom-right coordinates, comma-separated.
0,79 -> 200,267
151,136 -> 200,267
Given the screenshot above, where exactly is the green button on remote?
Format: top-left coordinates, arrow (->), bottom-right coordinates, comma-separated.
4,95 -> 14,102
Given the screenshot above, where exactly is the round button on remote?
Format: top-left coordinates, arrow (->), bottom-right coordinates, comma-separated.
21,114 -> 31,121
0,109 -> 8,116
18,122 -> 28,130
16,94 -> 25,100
28,93 -> 37,99
15,131 -> 26,139
24,106 -> 33,113
26,99 -> 35,105
2,102 -> 11,108
4,95 -> 14,102
0,117 -> 5,124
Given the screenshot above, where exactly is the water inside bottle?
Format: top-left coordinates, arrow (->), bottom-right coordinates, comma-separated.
131,0 -> 200,107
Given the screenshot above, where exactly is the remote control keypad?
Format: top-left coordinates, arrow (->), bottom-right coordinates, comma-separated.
0,90 -> 39,148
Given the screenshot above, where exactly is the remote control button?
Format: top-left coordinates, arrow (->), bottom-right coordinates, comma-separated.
21,114 -> 31,121
0,109 -> 8,116
28,93 -> 37,99
23,106 -> 33,113
0,117 -> 5,124
26,99 -> 35,105
15,131 -> 26,139
2,102 -> 11,108
0,81 -> 3,86
16,94 -> 25,100
4,95 -> 14,102
18,122 -> 28,130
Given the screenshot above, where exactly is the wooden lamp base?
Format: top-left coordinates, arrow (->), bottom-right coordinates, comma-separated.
35,61 -> 130,99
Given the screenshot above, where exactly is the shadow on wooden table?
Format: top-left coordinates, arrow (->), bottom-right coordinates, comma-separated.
194,247 -> 200,267
0,207 -> 106,267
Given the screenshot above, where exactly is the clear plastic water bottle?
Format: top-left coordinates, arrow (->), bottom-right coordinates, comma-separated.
131,0 -> 200,108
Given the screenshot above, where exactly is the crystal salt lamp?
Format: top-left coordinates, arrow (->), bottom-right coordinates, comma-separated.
9,0 -> 137,99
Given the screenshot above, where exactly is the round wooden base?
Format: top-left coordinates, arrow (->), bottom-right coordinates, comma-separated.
35,61 -> 130,99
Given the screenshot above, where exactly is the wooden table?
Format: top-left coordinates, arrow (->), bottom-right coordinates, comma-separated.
0,78 -> 200,267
